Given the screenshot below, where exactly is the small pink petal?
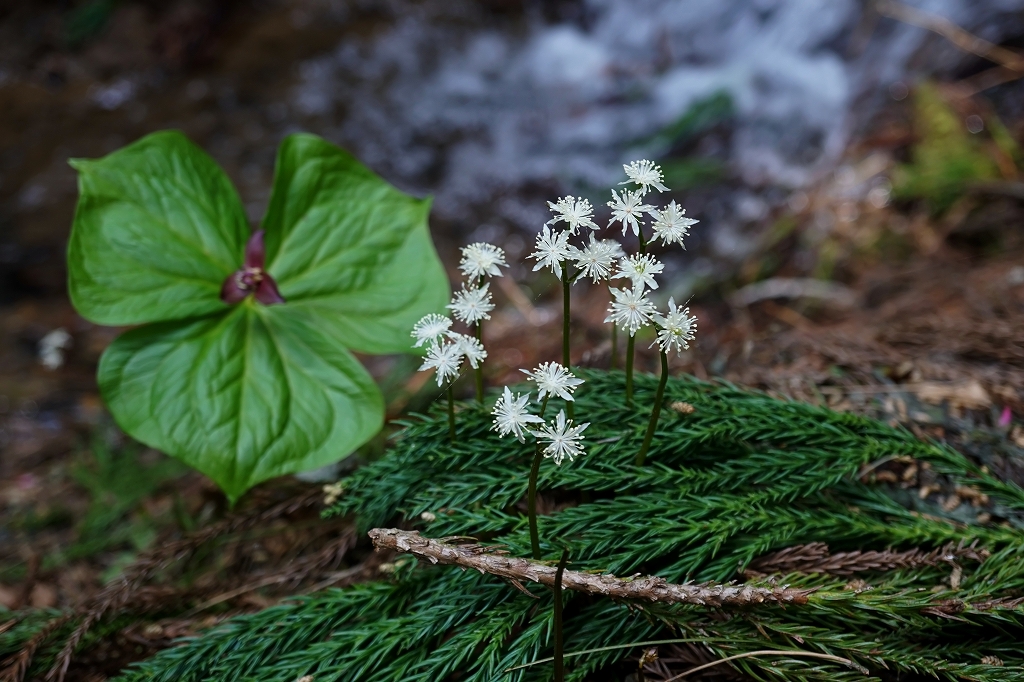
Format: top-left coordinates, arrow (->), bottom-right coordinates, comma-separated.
999,405 -> 1012,429
244,229 -> 267,269
220,273 -> 249,304
254,275 -> 286,305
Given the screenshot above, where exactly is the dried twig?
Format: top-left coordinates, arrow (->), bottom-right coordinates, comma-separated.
660,649 -> 867,681
925,596 -> 1024,618
303,558 -> 382,595
180,527 -> 359,617
642,644 -> 745,682
372,530 -> 1023,623
875,0 -> 1024,72
729,278 -> 857,309
744,541 -> 988,578
368,529 -> 813,608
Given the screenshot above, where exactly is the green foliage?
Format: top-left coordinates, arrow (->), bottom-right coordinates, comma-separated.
647,90 -> 734,149
892,82 -> 1003,214
67,435 -> 187,567
659,157 -> 727,190
0,609 -> 63,662
98,304 -> 386,505
67,131 -> 449,501
68,131 -> 251,325
648,90 -> 733,189
63,0 -> 115,49
0,434 -> 187,585
109,370 -> 1024,681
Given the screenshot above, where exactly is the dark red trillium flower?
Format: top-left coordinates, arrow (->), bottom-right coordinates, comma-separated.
220,230 -> 286,305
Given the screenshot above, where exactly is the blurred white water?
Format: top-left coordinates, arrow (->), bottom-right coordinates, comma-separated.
292,0 -> 1024,228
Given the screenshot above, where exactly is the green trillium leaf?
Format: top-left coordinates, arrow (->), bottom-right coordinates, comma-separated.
68,130 -> 248,325
98,304 -> 384,503
262,133 -> 449,354
308,220 -> 451,354
69,130 -> 450,501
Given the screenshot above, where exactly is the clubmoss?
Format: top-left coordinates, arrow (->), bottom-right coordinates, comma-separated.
99,369 -> 1024,682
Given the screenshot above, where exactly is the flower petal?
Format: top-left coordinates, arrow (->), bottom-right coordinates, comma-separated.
220,273 -> 249,304
244,229 -> 267,269
255,275 -> 287,305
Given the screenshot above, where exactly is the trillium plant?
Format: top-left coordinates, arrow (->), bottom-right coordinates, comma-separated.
412,159 -> 698,557
69,131 -> 449,502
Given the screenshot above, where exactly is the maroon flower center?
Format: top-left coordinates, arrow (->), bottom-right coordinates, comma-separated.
236,266 -> 265,290
220,230 -> 285,306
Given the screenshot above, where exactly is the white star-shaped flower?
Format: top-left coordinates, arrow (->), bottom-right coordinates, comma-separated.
620,159 -> 668,195
491,386 -> 544,443
651,201 -> 698,247
459,242 -> 508,280
411,313 -> 453,348
451,333 -> 488,369
604,285 -> 657,336
520,362 -> 584,402
448,282 -> 494,324
572,235 -> 623,284
532,410 -> 590,465
612,254 -> 664,292
419,340 -> 464,387
607,188 -> 656,237
606,239 -> 626,259
546,196 -> 599,234
528,226 -> 573,278
651,297 -> 697,355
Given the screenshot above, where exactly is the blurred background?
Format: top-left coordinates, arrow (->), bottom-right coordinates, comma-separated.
2,0 -> 1024,671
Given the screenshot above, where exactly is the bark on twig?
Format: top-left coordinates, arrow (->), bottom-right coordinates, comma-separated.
744,541 -> 989,578
729,277 -> 857,309
368,529 -> 812,608
875,0 -> 1024,73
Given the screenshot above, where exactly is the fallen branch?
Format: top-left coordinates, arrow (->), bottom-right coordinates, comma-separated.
876,0 -> 1024,72
368,529 -> 812,608
744,540 -> 989,578
661,649 -> 868,681
729,278 -> 856,309
180,527 -> 360,617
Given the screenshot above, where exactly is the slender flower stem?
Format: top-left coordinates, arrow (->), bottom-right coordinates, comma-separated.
527,395 -> 550,561
447,385 -> 455,443
527,448 -> 543,560
636,350 -> 669,466
474,274 -> 486,405
474,321 -> 484,404
561,263 -> 574,420
561,264 -> 571,368
610,322 -> 618,370
637,227 -> 647,255
553,547 -> 570,682
625,334 -> 636,407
